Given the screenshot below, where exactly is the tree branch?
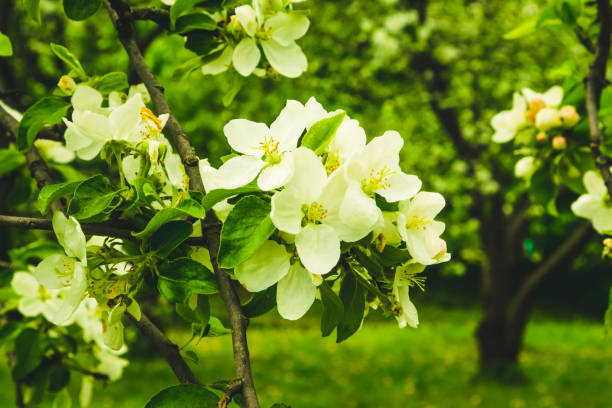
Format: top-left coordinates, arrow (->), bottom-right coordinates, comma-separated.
586,0 -> 612,197
218,378 -> 243,408
131,7 -> 170,30
127,312 -> 202,385
104,2 -> 259,406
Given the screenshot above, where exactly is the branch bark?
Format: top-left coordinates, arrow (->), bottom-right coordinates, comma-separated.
104,2 -> 259,405
586,0 -> 612,197
131,7 -> 170,29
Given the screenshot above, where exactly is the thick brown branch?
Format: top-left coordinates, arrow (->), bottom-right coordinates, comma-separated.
586,0 -> 612,197
131,7 -> 170,29
127,312 -> 202,385
104,2 -> 259,406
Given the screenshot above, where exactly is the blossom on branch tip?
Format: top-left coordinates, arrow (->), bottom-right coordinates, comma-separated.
571,171 -> 612,234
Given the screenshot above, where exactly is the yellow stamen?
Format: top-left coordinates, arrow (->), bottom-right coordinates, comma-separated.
363,165 -> 395,195
140,107 -> 163,138
405,215 -> 431,230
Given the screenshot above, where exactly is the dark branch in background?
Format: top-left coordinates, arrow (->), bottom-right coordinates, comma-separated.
104,1 -> 260,406
63,360 -> 110,381
0,100 -> 202,387
15,381 -> 24,408
585,0 -> 612,197
130,7 -> 170,30
126,312 -> 202,385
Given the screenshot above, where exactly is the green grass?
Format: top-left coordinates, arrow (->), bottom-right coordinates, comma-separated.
1,307 -> 611,407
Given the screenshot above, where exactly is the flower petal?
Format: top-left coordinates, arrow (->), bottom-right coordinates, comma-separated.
257,152 -> 295,190
235,5 -> 258,37
571,194 -> 601,220
261,39 -> 307,78
234,240 -> 291,292
284,147 -> 326,202
399,191 -> 446,221
109,93 -> 143,143
377,172 -> 421,202
72,85 -> 103,113
233,38 -> 261,77
223,119 -> 269,155
201,46 -> 234,75
34,254 -> 76,289
583,171 -> 607,198
276,262 -> 316,320
53,212 -> 87,264
271,189 -> 304,234
592,207 -> 612,234
51,262 -> 87,325
265,12 -> 310,45
216,155 -> 265,189
336,186 -> 381,241
11,271 -> 40,296
269,99 -> 306,152
295,223 -> 340,275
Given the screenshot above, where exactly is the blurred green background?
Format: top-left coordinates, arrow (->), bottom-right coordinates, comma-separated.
1,0 -> 612,407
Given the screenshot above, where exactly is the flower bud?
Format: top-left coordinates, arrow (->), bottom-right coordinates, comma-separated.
604,237 -> 612,249
310,273 -> 323,287
57,75 -> 76,95
536,132 -> 548,143
528,98 -> 546,113
559,105 -> 580,128
552,136 -> 567,150
128,84 -> 151,103
227,15 -> 242,33
514,156 -> 535,178
535,108 -> 562,131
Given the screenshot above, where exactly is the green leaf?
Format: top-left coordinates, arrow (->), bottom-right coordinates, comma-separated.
176,197 -> 206,218
62,0 -> 101,21
204,316 -> 231,337
536,5 -> 559,28
151,220 -> 193,257
300,112 -> 345,154
0,148 -> 25,176
222,73 -> 244,106
336,272 -> 365,343
175,13 -> 217,34
352,248 -> 384,282
48,364 -> 70,392
375,194 -> 398,212
559,0 -> 578,26
133,208 -> 192,240
0,32 -> 12,56
17,97 -> 71,151
38,180 -> 82,215
50,43 -> 87,79
319,281 -> 344,337
242,285 -> 277,318
503,17 -> 537,40
94,72 -> 128,94
184,30 -> 218,55
202,182 -> 260,211
605,286 -> 612,335
270,404 -> 291,408
170,0 -> 222,28
68,175 -> 124,220
145,384 -> 219,408
158,258 -> 218,303
52,389 -> 72,408
12,328 -> 47,380
176,294 -> 210,325
530,167 -> 557,214
218,196 -> 276,268
171,56 -> 204,81
24,0 -> 41,23
375,246 -> 412,267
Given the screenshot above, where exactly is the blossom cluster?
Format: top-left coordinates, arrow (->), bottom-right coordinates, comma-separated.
490,86 -> 580,178
201,0 -> 309,78
201,97 -> 451,326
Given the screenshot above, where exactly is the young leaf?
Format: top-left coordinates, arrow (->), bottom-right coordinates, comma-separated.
68,175 -> 124,220
300,112 -> 345,154
201,182 -> 260,211
176,294 -> 210,325
0,32 -> 12,56
157,258 -> 218,303
242,285 -> 277,318
336,272 -> 365,343
204,316 -> 231,337
503,18 -> 537,40
145,384 -> 218,408
38,180 -> 82,215
62,0 -> 102,21
184,30 -> 218,55
94,72 -> 129,94
133,208 -> 194,240
150,220 -> 193,257
175,13 -> 217,34
0,148 -> 25,176
319,281 -> 344,337
218,196 -> 276,268
12,328 -> 47,380
17,97 -> 71,151
530,167 -> 557,215
50,43 -> 87,79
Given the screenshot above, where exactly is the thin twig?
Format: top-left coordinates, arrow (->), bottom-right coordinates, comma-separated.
586,0 -> 612,197
63,360 -> 110,381
127,312 -> 202,385
104,1 -> 260,406
218,378 -> 243,408
131,7 -> 170,29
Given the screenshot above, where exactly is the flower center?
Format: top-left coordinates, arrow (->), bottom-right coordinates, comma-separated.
55,259 -> 75,286
325,151 -> 341,175
38,286 -> 51,302
526,98 -> 546,124
302,202 -> 328,224
405,215 -> 431,230
362,166 -> 395,195
140,107 -> 163,138
254,134 -> 282,164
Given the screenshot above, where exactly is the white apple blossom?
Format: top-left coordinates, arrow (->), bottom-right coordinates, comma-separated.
231,2 -> 309,77
11,271 -> 63,322
304,97 -> 367,174
491,92 -> 527,143
214,99 -> 306,190
270,147 -> 344,274
571,171 -> 612,234
397,192 -> 451,265
392,263 -> 424,328
33,212 -> 89,324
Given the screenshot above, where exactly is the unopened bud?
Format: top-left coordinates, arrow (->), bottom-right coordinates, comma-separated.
514,156 -> 535,178
535,108 -> 562,131
560,105 -> 580,128
227,14 -> 242,33
536,132 -> 547,143
58,75 -> 77,95
310,273 -> 323,287
552,136 -> 567,150
604,237 -> 612,249
128,84 -> 151,103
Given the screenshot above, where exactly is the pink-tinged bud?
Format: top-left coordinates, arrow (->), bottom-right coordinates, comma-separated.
57,75 -> 76,95
552,136 -> 567,150
227,15 -> 242,33
536,132 -> 547,143
560,105 -> 580,128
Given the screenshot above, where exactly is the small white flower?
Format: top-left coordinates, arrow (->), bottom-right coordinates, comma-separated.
11,271 -> 63,323
571,171 -> 612,234
392,263 -> 423,328
514,156 -> 535,179
491,92 -> 527,143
